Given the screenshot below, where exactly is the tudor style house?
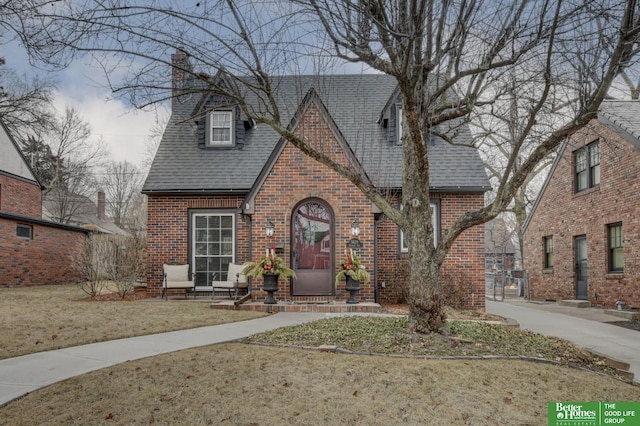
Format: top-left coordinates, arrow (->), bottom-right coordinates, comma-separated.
142,51 -> 490,308
523,100 -> 640,309
0,120 -> 89,287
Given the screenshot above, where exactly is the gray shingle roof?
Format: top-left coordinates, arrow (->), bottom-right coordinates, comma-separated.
143,74 -> 490,194
599,100 -> 640,148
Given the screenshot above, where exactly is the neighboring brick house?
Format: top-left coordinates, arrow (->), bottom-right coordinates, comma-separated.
523,100 -> 640,309
0,120 -> 89,287
142,51 -> 490,308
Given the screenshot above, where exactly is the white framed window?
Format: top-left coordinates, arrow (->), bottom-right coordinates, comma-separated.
208,111 -> 234,146
397,105 -> 403,144
191,212 -> 235,288
401,202 -> 438,252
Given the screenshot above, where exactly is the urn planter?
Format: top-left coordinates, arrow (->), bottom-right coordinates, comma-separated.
345,276 -> 361,304
263,273 -> 279,304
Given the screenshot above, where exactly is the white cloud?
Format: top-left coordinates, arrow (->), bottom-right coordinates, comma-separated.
3,40 -> 168,168
51,88 -> 165,167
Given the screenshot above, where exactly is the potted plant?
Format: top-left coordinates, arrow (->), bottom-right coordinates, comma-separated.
335,249 -> 371,304
243,247 -> 296,304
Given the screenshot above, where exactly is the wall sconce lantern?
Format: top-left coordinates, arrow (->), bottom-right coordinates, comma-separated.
265,219 -> 275,237
351,219 -> 360,237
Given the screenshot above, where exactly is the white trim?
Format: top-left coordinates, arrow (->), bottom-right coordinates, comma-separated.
401,202 -> 438,253
208,110 -> 234,146
191,212 -> 235,287
397,105 -> 403,144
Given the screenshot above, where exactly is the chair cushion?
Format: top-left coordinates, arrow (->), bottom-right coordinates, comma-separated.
212,280 -> 236,289
164,264 -> 191,283
227,263 -> 248,285
166,281 -> 194,289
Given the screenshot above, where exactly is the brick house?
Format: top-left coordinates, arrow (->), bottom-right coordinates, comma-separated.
142,51 -> 490,308
523,100 -> 640,309
0,119 -> 90,287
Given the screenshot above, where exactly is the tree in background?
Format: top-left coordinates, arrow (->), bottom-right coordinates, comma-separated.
11,1 -> 640,333
0,63 -> 54,141
39,107 -> 106,224
100,160 -> 145,230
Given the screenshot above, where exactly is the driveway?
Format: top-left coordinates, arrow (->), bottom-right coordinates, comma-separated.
486,299 -> 640,384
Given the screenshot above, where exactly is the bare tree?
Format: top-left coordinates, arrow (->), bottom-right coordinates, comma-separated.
41,106 -> 107,224
13,1 -> 640,332
100,160 -> 145,229
474,75 -> 563,263
0,59 -> 55,142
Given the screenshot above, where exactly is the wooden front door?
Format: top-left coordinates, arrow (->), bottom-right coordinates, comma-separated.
291,200 -> 334,296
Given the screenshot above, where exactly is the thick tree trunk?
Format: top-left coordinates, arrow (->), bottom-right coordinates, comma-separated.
409,204 -> 445,333
402,111 -> 446,334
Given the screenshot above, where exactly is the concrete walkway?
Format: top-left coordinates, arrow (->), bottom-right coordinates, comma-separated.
487,299 -> 640,384
2,302 -> 638,407
0,312 -> 326,407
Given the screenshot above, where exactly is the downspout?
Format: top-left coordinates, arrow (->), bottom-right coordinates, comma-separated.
374,213 -> 387,304
247,214 -> 253,293
235,213 -> 252,306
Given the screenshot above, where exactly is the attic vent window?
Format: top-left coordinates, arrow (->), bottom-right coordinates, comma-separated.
17,224 -> 33,240
208,111 -> 234,146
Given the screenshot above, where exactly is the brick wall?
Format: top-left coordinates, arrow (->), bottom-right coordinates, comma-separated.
524,118 -> 640,309
249,100 -> 376,303
376,193 -> 486,310
146,195 -> 247,298
146,98 -> 486,308
0,174 -> 41,217
0,216 -> 87,287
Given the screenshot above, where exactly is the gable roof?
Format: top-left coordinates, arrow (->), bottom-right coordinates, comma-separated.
0,119 -> 41,186
522,100 -> 640,233
42,191 -> 127,235
143,74 -> 490,195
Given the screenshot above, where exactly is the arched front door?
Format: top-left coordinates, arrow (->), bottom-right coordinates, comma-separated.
292,199 -> 334,295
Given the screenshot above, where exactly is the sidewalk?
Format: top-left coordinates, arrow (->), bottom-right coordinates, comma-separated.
486,299 -> 640,384
2,303 -> 638,408
0,312 -> 327,407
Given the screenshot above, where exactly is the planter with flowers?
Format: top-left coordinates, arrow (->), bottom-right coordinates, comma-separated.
335,249 -> 371,304
243,247 -> 296,304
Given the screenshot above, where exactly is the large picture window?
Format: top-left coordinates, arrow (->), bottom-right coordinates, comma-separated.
608,223 -> 623,272
400,202 -> 438,252
574,141 -> 600,192
192,213 -> 235,288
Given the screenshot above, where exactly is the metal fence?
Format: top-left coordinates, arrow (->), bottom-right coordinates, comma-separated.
485,271 -> 528,302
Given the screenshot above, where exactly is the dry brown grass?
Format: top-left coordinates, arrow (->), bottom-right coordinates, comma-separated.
2,343 -> 639,425
0,283 -> 265,359
1,284 -> 639,425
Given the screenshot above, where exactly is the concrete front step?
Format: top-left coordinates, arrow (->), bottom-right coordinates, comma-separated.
210,300 -> 383,314
558,299 -> 591,308
604,309 -> 639,320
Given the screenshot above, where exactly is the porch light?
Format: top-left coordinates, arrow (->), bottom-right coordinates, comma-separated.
265,219 -> 275,237
351,219 -> 360,237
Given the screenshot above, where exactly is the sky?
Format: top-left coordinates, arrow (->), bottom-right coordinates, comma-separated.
2,40 -> 168,171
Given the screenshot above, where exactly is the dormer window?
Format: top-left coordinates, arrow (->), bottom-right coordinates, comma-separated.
207,110 -> 234,146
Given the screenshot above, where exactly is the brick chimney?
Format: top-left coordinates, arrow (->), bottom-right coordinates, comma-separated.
97,191 -> 106,221
171,49 -> 192,109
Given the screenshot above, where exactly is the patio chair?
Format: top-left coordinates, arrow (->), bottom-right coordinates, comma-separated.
162,264 -> 195,300
211,263 -> 248,300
